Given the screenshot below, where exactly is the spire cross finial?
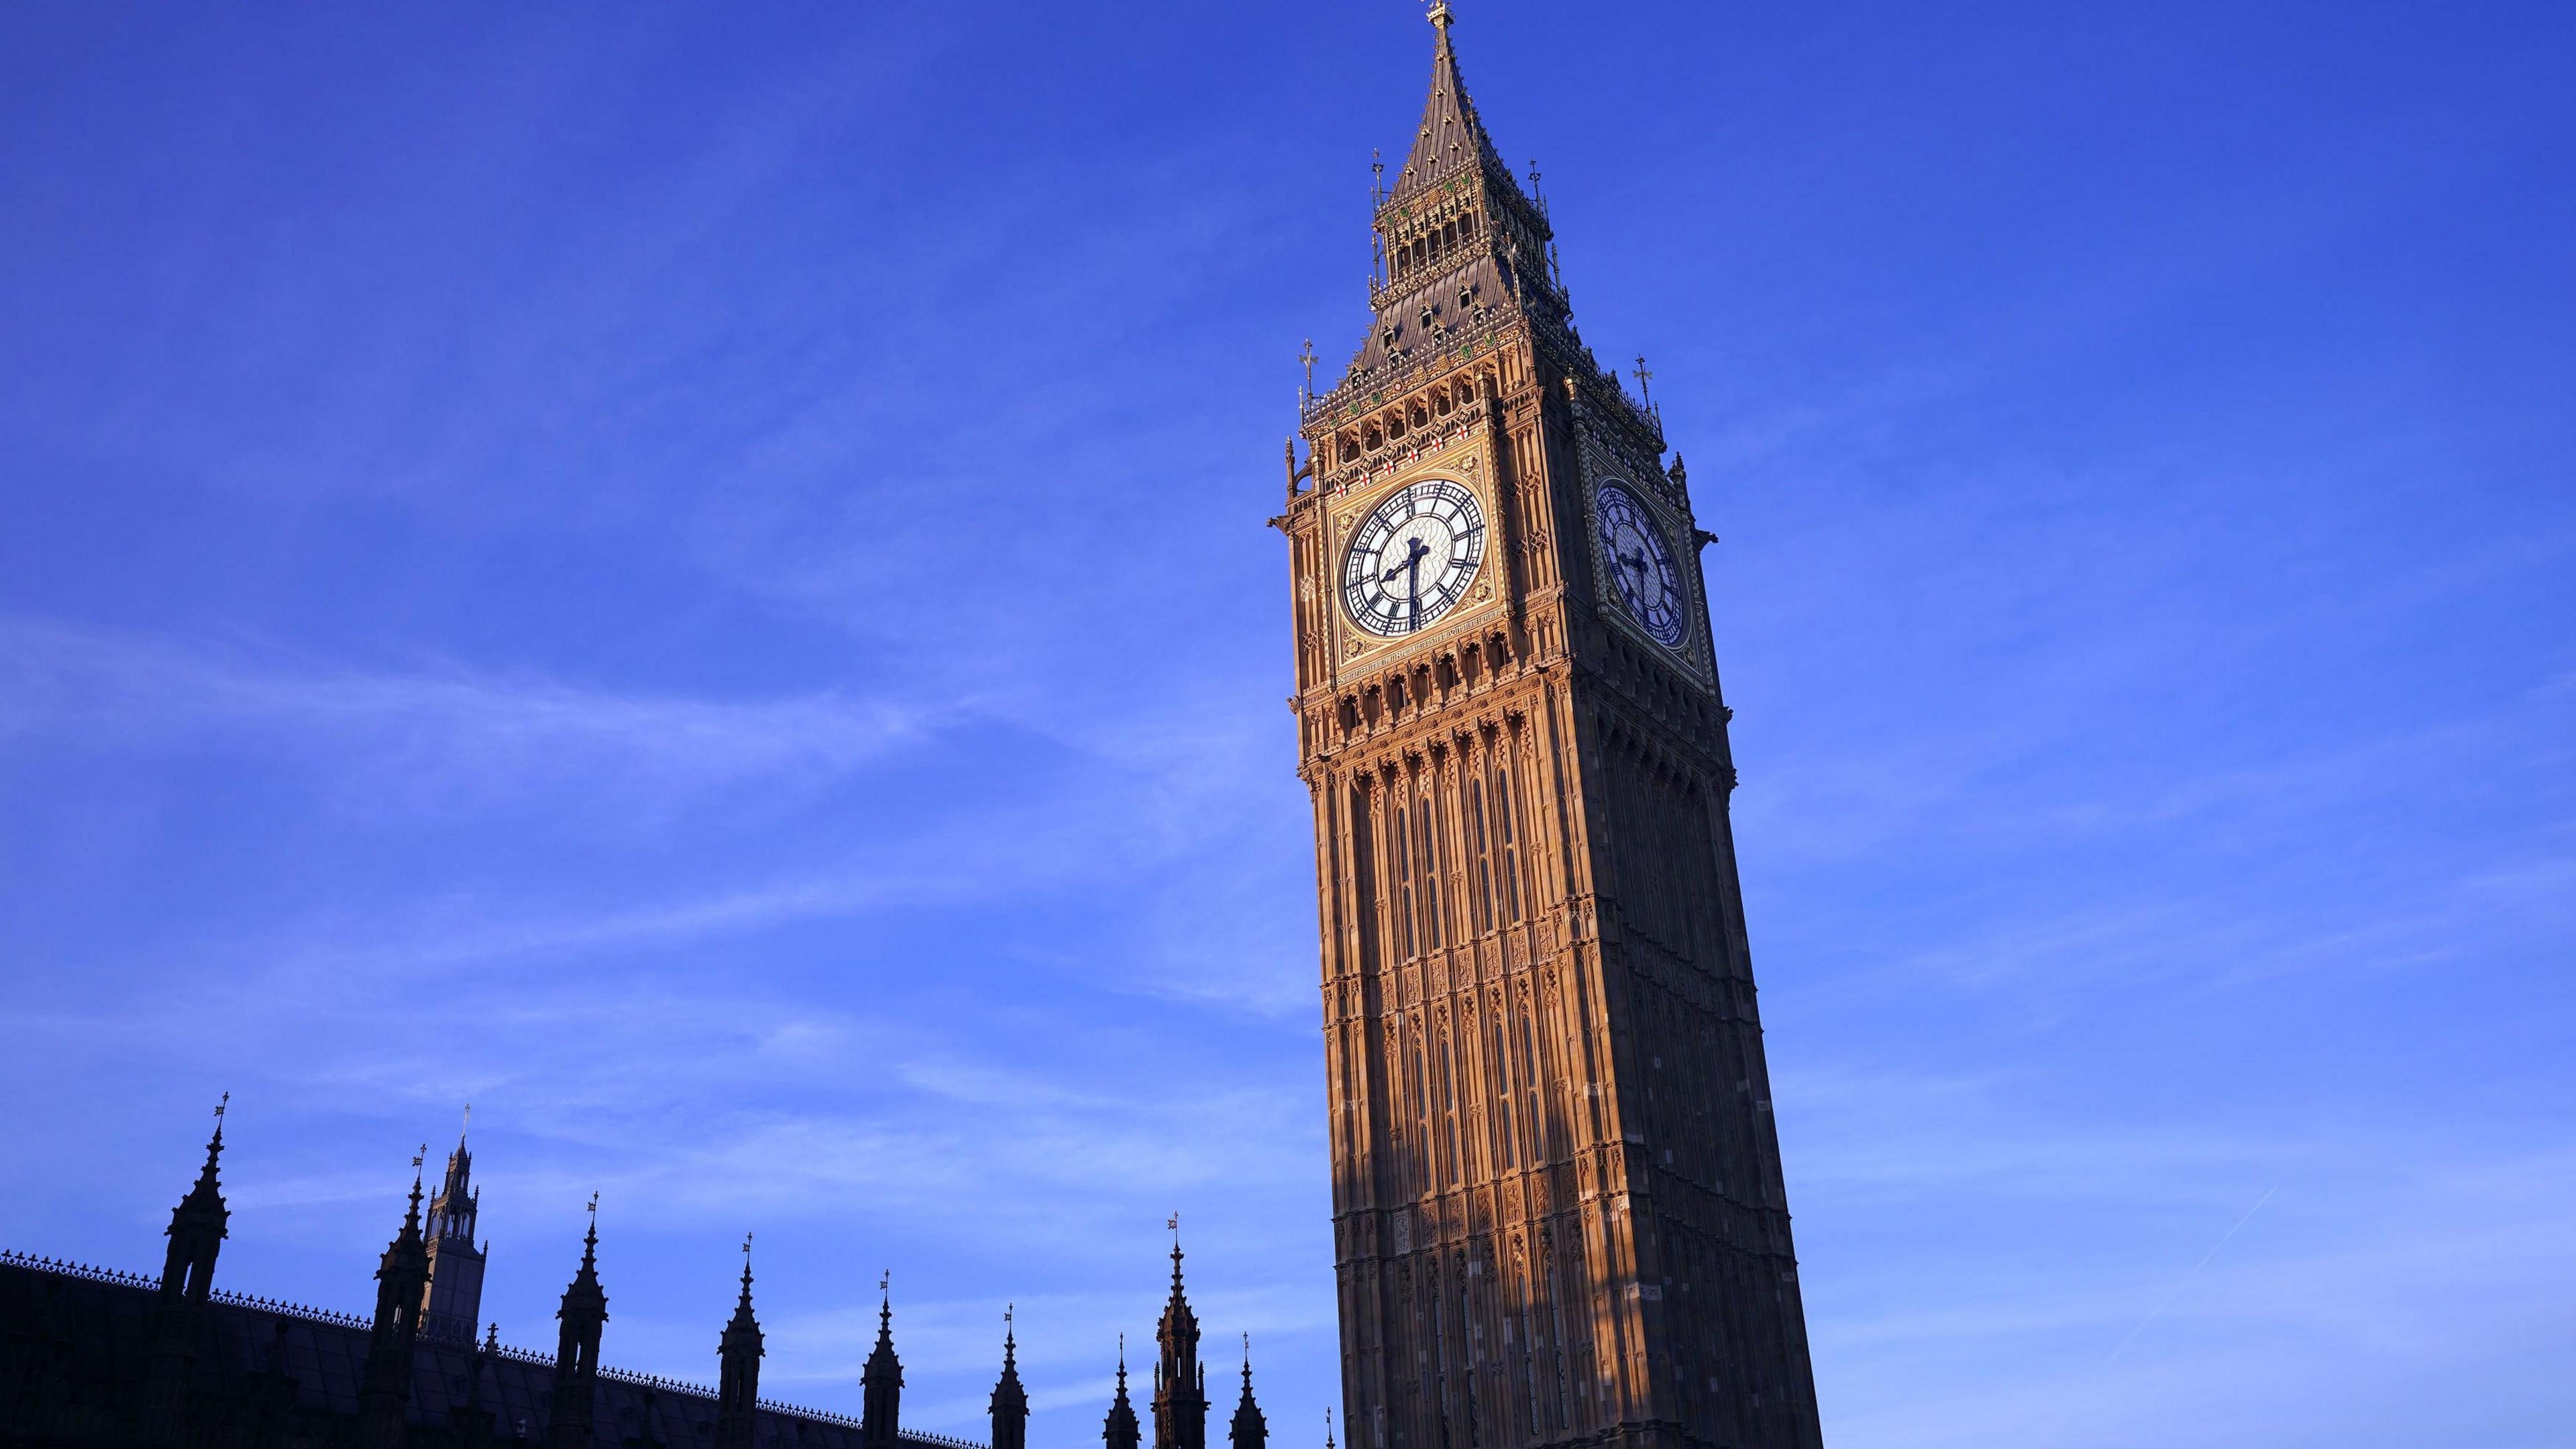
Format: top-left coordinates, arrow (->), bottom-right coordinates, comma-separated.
215,1092 -> 229,1126
1633,356 -> 1654,406
1372,149 -> 1385,208
1299,339 -> 1318,402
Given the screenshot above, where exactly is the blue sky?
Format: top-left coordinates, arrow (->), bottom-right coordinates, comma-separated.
2,3 -> 2571,1446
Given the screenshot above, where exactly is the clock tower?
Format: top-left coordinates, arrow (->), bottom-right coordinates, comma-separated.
1276,10 -> 1826,1449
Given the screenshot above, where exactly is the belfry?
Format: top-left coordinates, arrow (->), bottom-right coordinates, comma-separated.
1277,7 -> 1827,1448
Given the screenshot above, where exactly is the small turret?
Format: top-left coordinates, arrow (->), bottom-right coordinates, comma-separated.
1104,1338 -> 1141,1449
1228,1338 -> 1266,1449
158,1098 -> 230,1307
547,1197 -> 609,1449
990,1308 -> 1029,1449
860,1279 -> 903,1449
1152,1233 -> 1206,1449
360,1148 -> 434,1449
715,1237 -> 764,1449
139,1097 -> 232,1446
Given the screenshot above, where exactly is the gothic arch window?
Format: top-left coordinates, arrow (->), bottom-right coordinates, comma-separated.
1467,775 -> 1496,933
1434,388 -> 1453,417
1493,759 -> 1524,923
1491,1012 -> 1516,1169
1519,1001 -> 1546,1163
1391,804 -> 1418,961
1438,1026 -> 1463,1187
1364,422 -> 1383,450
1422,783 -> 1447,950
1421,1031 -> 1442,1191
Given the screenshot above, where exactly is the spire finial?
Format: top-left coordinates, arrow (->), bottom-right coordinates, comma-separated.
583,1191 -> 600,1256
1242,1332 -> 1252,1385
213,1091 -> 229,1139
741,1232 -> 755,1295
460,1102 -> 471,1145
1325,1408 -> 1336,1449
1428,0 -> 1454,32
1632,355 -> 1654,407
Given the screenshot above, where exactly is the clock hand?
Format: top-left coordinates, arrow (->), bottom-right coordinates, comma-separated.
1382,536 -> 1432,584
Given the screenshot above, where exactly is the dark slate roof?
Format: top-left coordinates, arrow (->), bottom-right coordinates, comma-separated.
0,1254 -> 985,1449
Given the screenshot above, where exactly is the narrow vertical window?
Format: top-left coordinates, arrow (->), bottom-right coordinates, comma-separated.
1409,1034 -> 1433,1190
1492,1018 -> 1516,1168
1424,789 -> 1446,949
1521,1007 -> 1545,1164
1393,805 -> 1417,960
1440,1030 -> 1463,1185
1468,777 -> 1495,932
1495,763 -> 1524,922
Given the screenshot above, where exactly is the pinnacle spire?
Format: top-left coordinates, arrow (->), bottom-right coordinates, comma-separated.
184,1094 -> 229,1205
1387,1 -> 1511,209
402,1146 -> 428,1240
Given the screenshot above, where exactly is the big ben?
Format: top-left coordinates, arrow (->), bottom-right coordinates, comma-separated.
1277,9 -> 1827,1449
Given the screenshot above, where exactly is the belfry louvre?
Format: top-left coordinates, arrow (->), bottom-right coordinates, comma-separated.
1276,9 -> 1826,1449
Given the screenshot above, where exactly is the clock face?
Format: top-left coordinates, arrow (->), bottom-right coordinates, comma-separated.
1342,479 -> 1487,637
1596,480 -> 1688,648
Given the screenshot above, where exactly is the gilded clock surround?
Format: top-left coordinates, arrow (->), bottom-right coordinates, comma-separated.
1271,11 -> 1825,1449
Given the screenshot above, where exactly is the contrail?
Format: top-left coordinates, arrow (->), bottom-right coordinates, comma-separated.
2107,1185 -> 2277,1362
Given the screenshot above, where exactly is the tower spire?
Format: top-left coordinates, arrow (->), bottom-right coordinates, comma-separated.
421,1107 -> 488,1344
715,1233 -> 764,1449
861,1272 -> 904,1449
547,1197 -> 609,1449
1105,1336 -> 1142,1449
990,1304 -> 1029,1449
1152,1228 -> 1206,1449
1228,1335 -> 1267,1449
1385,0 -> 1512,210
140,1096 -> 233,1446
360,1149 -> 434,1449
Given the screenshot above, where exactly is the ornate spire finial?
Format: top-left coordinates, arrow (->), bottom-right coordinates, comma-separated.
741,1232 -> 755,1294
460,1102 -> 471,1145
1632,355 -> 1654,407
1428,0 -> 1454,32
213,1091 -> 229,1136
1325,1408 -> 1336,1449
1242,1332 -> 1252,1383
